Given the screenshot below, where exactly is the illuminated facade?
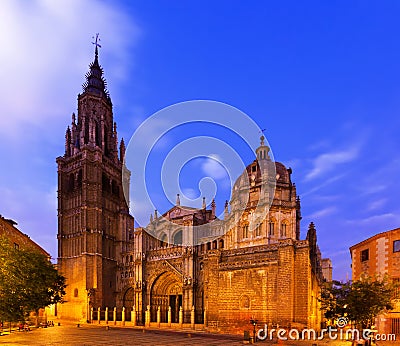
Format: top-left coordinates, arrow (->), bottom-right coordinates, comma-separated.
350,228 -> 400,336
57,45 -> 329,332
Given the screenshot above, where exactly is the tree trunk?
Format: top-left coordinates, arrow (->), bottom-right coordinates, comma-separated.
35,310 -> 39,327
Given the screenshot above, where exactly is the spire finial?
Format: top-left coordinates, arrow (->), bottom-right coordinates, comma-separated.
259,128 -> 266,146
202,197 -> 206,209
92,33 -> 101,61
176,193 -> 180,206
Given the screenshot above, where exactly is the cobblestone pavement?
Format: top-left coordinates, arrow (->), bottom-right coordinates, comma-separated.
0,323 -> 377,346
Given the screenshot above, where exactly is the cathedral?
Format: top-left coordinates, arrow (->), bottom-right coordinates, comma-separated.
56,44 -> 329,333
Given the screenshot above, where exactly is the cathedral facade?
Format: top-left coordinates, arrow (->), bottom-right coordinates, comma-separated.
57,46 -> 328,333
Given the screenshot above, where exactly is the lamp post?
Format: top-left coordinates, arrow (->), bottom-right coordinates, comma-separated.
87,289 -> 94,323
250,318 -> 258,343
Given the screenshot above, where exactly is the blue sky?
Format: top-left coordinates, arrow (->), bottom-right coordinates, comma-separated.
1,1 -> 400,280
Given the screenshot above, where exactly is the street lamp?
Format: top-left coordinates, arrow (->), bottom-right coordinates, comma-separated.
250,318 -> 258,343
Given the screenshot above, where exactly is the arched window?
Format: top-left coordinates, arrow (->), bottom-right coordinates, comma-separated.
102,173 -> 110,193
255,223 -> 262,237
84,119 -> 89,144
69,173 -> 75,192
219,239 -> 224,249
94,120 -> 101,147
173,230 -> 182,245
242,225 -> 249,239
268,220 -> 275,236
104,126 -> 109,156
160,233 -> 167,245
77,170 -> 82,188
281,222 -> 288,238
74,288 -> 78,297
240,295 -> 250,309
112,180 -> 119,196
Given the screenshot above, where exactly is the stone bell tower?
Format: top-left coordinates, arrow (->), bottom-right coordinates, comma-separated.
56,36 -> 133,321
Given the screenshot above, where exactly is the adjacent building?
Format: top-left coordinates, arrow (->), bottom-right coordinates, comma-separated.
350,228 -> 400,336
57,44 -> 330,333
0,214 -> 49,257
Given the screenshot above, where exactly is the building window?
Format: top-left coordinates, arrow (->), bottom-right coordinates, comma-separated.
240,295 -> 250,309
268,221 -> 275,236
242,225 -> 249,239
14,243 -> 19,250
173,230 -> 182,245
281,223 -> 287,238
361,249 -> 369,262
394,240 -> 400,253
255,224 -> 261,237
74,288 -> 78,297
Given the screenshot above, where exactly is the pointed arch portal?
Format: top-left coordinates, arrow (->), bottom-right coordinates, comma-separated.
150,271 -> 182,323
123,287 -> 135,309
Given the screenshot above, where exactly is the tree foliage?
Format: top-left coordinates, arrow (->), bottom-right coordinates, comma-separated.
320,275 -> 396,328
0,237 -> 66,322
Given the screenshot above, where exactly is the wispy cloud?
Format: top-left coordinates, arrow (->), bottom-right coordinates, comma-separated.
182,188 -> 199,199
304,147 -> 359,181
302,173 -> 346,197
306,206 -> 337,219
0,0 -> 140,139
346,212 -> 400,225
201,154 -> 228,180
366,198 -> 387,211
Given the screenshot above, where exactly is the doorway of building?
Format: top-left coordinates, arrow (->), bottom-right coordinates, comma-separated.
169,294 -> 182,323
150,271 -> 182,323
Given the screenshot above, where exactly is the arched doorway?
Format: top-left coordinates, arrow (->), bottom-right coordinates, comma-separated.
123,287 -> 135,309
150,271 -> 182,323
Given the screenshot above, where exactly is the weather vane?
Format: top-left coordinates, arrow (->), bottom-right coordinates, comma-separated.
259,128 -> 266,134
92,33 -> 101,49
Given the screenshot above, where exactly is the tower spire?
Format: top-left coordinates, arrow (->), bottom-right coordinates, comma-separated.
256,129 -> 270,161
82,33 -> 111,103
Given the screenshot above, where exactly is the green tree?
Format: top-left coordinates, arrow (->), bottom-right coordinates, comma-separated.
320,280 -> 352,321
0,237 -> 66,324
346,275 -> 395,328
320,275 -> 396,329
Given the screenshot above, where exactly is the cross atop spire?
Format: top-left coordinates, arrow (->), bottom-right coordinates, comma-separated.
92,33 -> 101,61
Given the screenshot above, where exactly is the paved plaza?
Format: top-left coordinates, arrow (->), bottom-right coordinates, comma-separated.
1,324 -> 244,346
0,323 -> 395,346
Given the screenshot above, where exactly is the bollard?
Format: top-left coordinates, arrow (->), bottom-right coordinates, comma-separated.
105,307 -> 109,324
179,306 -> 183,326
168,306 -> 172,327
145,305 -> 151,327
122,307 -> 125,326
113,307 -> 117,325
157,306 -> 161,327
90,307 -> 93,323
132,307 -> 137,327
97,307 -> 101,324
191,306 -> 195,329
